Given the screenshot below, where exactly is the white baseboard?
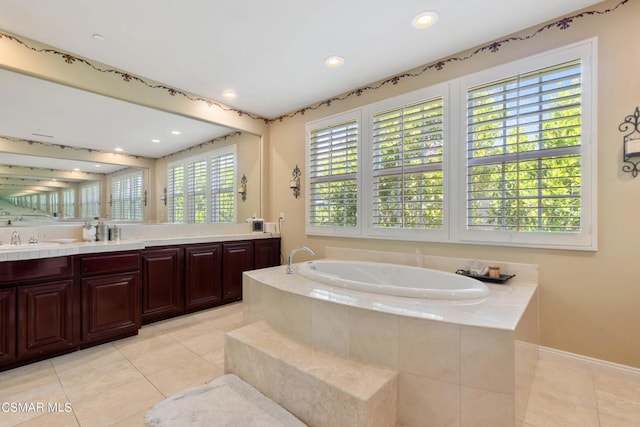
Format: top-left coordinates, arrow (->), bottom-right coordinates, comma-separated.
538,345 -> 640,384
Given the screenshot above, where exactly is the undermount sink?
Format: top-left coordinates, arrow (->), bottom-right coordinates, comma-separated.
0,242 -> 61,251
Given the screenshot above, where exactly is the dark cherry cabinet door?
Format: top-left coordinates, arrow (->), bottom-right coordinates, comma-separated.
254,238 -> 281,269
141,247 -> 184,324
0,288 -> 16,364
184,244 -> 222,310
222,241 -> 254,302
16,280 -> 77,359
82,273 -> 140,344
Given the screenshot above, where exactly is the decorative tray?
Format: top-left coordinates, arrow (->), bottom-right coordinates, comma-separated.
455,269 -> 516,284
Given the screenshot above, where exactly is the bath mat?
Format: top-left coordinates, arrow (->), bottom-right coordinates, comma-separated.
145,374 -> 306,427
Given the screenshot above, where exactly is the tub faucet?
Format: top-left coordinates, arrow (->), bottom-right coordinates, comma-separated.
10,230 -> 20,245
286,246 -> 315,274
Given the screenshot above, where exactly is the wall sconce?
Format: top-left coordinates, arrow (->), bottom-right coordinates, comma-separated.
290,165 -> 301,198
160,187 -> 167,206
238,174 -> 247,201
620,106 -> 640,177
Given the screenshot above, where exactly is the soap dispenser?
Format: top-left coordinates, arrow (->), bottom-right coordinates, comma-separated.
82,221 -> 96,242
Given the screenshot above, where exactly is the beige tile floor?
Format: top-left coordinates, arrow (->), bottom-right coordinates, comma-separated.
0,302 -> 638,427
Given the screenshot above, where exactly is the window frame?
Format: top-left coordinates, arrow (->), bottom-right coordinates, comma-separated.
304,38 -> 597,251
167,145 -> 237,224
111,170 -> 144,221
364,83 -> 450,242
451,39 -> 597,250
305,109 -> 362,237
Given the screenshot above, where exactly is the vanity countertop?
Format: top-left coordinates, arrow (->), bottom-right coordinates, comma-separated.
0,232 -> 279,262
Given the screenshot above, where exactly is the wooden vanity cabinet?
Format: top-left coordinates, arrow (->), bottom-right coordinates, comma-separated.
17,280 -> 76,359
80,251 -> 141,346
254,238 -> 281,269
0,256 -> 78,370
222,241 -> 254,302
141,246 -> 184,324
0,288 -> 16,364
184,243 -> 223,311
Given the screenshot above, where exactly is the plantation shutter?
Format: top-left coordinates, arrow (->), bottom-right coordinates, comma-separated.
186,159 -> 208,223
167,164 -> 185,223
63,188 -> 75,218
372,97 -> 444,229
111,171 -> 143,220
308,120 -> 358,228
81,182 -> 100,219
466,59 -> 582,233
210,152 -> 235,223
49,192 -> 58,215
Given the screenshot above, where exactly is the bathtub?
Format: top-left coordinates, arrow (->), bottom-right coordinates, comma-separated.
296,259 -> 490,300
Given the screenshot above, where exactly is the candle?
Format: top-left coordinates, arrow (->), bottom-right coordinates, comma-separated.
625,136 -> 640,157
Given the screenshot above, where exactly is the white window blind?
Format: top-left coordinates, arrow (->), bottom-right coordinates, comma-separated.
80,181 -> 100,219
49,192 -> 58,215
372,97 -> 444,230
186,159 -> 208,223
111,171 -> 143,221
466,60 -> 582,233
38,194 -> 47,212
62,188 -> 75,218
210,152 -> 235,223
308,119 -> 359,229
167,146 -> 237,224
167,164 -> 185,223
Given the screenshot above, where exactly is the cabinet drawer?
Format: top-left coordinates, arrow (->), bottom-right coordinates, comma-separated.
0,256 -> 73,287
80,252 -> 140,276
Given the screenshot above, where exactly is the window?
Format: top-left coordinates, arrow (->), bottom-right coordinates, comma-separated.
306,111 -> 360,236
111,171 -> 143,221
305,39 -> 596,250
368,88 -> 448,241
62,188 -> 75,218
80,181 -> 100,219
167,145 -> 237,224
456,41 -> 595,249
167,164 -> 185,223
210,151 -> 235,223
49,192 -> 58,215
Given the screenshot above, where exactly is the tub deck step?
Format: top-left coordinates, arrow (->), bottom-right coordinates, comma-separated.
225,321 -> 398,427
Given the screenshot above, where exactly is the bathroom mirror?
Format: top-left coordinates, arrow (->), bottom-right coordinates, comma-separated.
0,68 -> 262,222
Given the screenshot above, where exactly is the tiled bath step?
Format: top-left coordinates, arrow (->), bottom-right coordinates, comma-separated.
225,321 -> 398,427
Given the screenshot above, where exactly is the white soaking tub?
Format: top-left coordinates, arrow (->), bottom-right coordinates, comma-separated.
297,259 -> 490,300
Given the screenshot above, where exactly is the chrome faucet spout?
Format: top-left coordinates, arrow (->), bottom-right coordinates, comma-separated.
286,246 -> 315,274
10,230 -> 20,245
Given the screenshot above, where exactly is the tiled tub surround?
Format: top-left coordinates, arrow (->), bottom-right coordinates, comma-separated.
243,249 -> 539,427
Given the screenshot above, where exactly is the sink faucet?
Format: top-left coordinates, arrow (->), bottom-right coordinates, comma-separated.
286,246 -> 315,274
10,230 -> 20,245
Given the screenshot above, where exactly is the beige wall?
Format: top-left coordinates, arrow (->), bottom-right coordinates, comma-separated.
267,0 -> 640,368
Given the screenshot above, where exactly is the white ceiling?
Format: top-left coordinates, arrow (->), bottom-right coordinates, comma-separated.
0,0 -> 604,178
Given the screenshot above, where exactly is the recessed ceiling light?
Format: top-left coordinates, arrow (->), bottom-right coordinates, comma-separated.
151,138 -> 161,143
412,11 -> 439,29
114,147 -> 124,152
73,168 -> 80,171
222,90 -> 237,99
325,56 -> 345,68
92,33 -> 106,41
171,130 -> 182,135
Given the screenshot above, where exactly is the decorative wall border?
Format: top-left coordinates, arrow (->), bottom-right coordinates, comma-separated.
0,0 -> 629,125
0,136 -> 154,161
